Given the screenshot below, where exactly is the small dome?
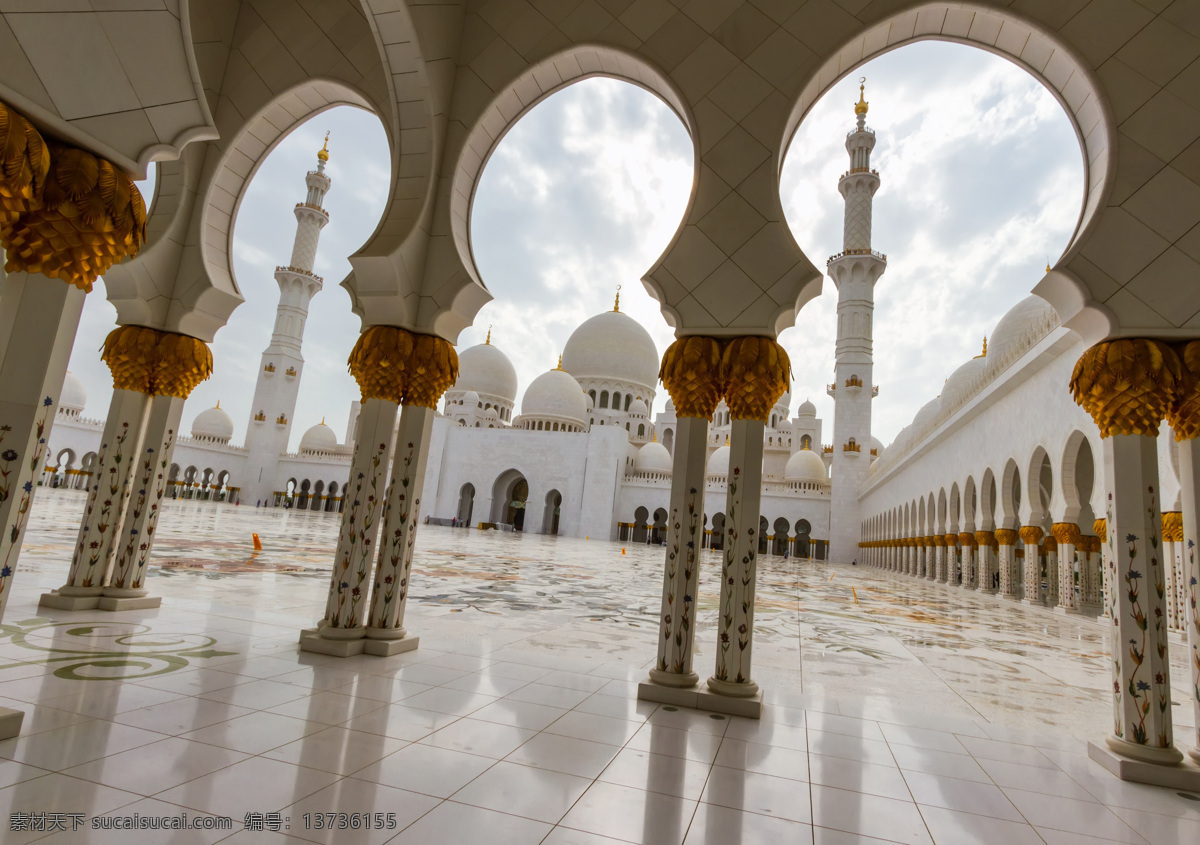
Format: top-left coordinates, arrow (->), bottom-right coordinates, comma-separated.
586,392 -> 595,410
708,445 -> 730,477
912,396 -> 943,434
60,372 -> 87,412
300,421 -> 337,452
785,448 -> 828,483
192,403 -> 233,441
940,356 -> 987,411
628,398 -> 649,417
797,398 -> 816,417
562,310 -> 659,390
457,342 -> 518,404
777,388 -> 791,415
985,295 -> 1059,380
664,397 -> 675,413
484,406 -> 499,420
870,436 -> 884,455
460,389 -> 479,408
521,368 -> 588,427
635,441 -> 672,475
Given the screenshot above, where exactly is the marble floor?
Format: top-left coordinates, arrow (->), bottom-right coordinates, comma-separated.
0,490 -> 1195,843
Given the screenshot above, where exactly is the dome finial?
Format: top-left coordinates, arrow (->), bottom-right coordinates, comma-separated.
485,324 -> 491,345
317,131 -> 330,162
556,354 -> 564,370
215,399 -> 220,409
613,284 -> 621,312
1045,261 -> 1051,273
855,77 -> 869,117
321,416 -> 325,425
973,336 -> 987,358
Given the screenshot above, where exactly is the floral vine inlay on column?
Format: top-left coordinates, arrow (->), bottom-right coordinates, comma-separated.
0,398 -> 53,604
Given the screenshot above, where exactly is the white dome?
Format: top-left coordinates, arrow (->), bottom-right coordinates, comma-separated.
870,436 -> 884,455
785,448 -> 828,483
776,388 -> 791,415
60,372 -> 86,412
460,389 -> 480,408
628,398 -> 649,417
985,295 -> 1059,379
708,445 -> 730,477
484,406 -> 499,420
635,442 -> 672,475
562,310 -> 658,389
664,397 -> 675,414
300,421 -> 337,452
457,342 -> 518,404
521,368 -> 588,426
797,398 -> 816,417
940,356 -> 987,411
912,396 -> 943,434
192,404 -> 233,441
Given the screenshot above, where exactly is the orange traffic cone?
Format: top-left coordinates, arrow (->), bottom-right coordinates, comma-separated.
621,548 -> 626,555
252,533 -> 263,551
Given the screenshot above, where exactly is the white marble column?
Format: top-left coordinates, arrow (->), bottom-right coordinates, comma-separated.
1094,519 -> 1112,620
709,417 -> 766,704
996,529 -> 1019,598
41,388 -> 149,609
103,395 -> 186,610
960,534 -> 976,588
0,273 -> 85,623
975,531 -> 996,593
1020,526 -> 1044,605
365,404 -> 435,655
302,397 -> 398,655
645,416 -> 709,690
1053,523 -> 1081,612
945,534 -> 959,584
1162,513 -> 1184,630
1176,439 -> 1200,763
1098,433 -> 1182,766
934,537 -> 946,582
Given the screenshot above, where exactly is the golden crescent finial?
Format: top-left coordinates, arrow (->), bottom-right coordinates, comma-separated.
614,285 -> 621,312
855,78 -> 869,116
485,324 -> 492,345
317,131 -> 330,162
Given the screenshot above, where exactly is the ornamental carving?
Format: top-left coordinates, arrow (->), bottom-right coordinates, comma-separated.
1094,517 -> 1106,537
944,533 -> 958,547
101,326 -> 212,398
0,100 -> 50,225
924,535 -> 937,547
1018,526 -> 1043,545
1168,339 -> 1200,441
659,336 -> 723,418
959,532 -> 976,548
348,326 -> 459,407
1050,522 -> 1081,545
974,530 -> 996,549
1161,511 -> 1183,543
994,528 -> 1018,546
1069,339 -> 1181,437
719,336 -> 790,423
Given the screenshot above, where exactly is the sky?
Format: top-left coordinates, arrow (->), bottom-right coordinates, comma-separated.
67,40 -> 1082,451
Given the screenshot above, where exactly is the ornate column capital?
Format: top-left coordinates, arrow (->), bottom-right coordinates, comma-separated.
348,326 -> 458,407
1018,526 -> 1044,545
994,528 -> 1018,546
2,140 -> 146,292
1078,535 -> 1101,554
102,326 -> 213,398
974,530 -> 996,549
1043,537 -> 1057,555
659,336 -> 724,418
1094,517 -> 1107,537
1070,338 -> 1181,437
0,100 -> 50,225
1051,522 -> 1082,544
718,336 -> 790,423
959,532 -> 976,548
944,533 -> 958,547
1168,339 -> 1200,440
930,535 -> 944,546
1161,511 -> 1183,542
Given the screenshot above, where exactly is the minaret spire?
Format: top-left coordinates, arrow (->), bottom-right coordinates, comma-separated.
826,79 -> 887,564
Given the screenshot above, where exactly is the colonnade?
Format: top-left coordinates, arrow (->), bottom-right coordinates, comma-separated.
865,338 -> 1200,783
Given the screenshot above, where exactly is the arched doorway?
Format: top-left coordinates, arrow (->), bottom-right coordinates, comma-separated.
633,506 -> 649,544
758,516 -> 769,555
710,512 -> 726,551
490,471 -> 528,530
650,508 -> 668,545
458,483 -> 475,526
772,518 -> 790,556
543,490 -> 562,536
795,519 -> 811,559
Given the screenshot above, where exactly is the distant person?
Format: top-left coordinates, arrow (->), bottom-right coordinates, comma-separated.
852,559 -> 857,566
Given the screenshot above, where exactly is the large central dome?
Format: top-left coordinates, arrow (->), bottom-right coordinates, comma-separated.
561,309 -> 659,389
456,341 -> 518,404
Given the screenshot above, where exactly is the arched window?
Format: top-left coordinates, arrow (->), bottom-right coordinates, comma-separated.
600,390 -> 609,409
612,391 -> 621,410
801,434 -> 812,450
626,422 -> 630,431
638,424 -> 645,437
625,394 -> 632,412
589,390 -> 596,405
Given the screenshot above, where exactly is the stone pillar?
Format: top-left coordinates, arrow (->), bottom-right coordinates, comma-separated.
945,534 -> 959,584
933,535 -> 946,582
706,337 -> 789,717
41,327 -> 212,611
103,395 -> 186,609
975,530 -> 996,593
906,538 -> 915,576
1020,526 -> 1043,605
365,405 -> 436,655
1079,535 -> 1102,609
1071,339 -> 1190,781
1167,339 -> 1200,763
1095,518 -> 1111,620
1162,512 -> 1184,630
1052,522 -> 1081,612
302,327 -> 456,657
996,528 -> 1019,598
959,532 -> 976,588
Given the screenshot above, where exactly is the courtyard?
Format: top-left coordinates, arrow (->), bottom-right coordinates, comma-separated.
0,491 -> 1192,843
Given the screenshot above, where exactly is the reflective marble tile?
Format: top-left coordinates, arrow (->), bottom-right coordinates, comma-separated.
684,802 -> 814,844
62,736 -> 249,795
701,765 -> 813,823
453,760 -> 592,823
264,726 -> 408,774
598,747 -> 712,800
560,781 -> 697,845
505,732 -> 621,779
353,742 -> 494,798
390,800 -> 551,844
281,777 -> 439,845
419,716 -> 535,758
810,784 -> 933,845
153,756 -> 340,819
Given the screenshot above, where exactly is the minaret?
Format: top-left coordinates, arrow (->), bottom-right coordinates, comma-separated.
242,135 -> 332,503
827,82 -> 886,562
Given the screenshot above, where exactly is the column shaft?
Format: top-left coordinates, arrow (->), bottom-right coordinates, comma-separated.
976,532 -> 996,593
1102,434 -> 1181,763
710,418 -> 765,697
104,395 -> 185,605
648,416 -> 709,687
365,404 -> 435,651
0,274 -> 85,621
1020,527 -> 1044,605
1177,439 -> 1200,762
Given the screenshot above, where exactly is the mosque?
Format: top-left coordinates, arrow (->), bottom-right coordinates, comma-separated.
43,138 -> 844,551
2,1 -> 1200,826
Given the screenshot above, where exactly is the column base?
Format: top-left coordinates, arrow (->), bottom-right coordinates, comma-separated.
647,668 -> 699,688
299,627 -> 418,658
1052,605 -> 1079,615
98,595 -> 162,611
0,706 -> 23,740
1190,746 -> 1200,766
38,590 -> 100,611
637,677 -> 763,719
1089,739 -> 1199,790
